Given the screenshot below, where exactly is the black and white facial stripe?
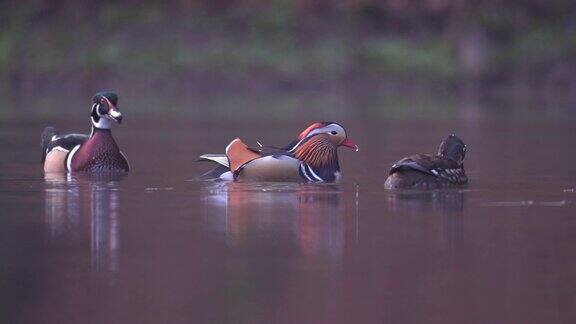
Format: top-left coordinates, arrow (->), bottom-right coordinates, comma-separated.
91,103 -> 113,131
90,93 -> 122,132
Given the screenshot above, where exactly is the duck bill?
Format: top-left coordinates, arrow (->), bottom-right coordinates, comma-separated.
109,109 -> 123,124
341,138 -> 359,151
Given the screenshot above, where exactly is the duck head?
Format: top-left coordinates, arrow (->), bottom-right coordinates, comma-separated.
91,91 -> 123,129
288,122 -> 359,152
287,122 -> 357,172
438,134 -> 466,164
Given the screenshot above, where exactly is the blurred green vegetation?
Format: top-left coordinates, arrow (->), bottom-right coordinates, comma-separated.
0,0 -> 575,102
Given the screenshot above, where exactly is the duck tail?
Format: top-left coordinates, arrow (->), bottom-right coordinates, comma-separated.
197,154 -> 229,168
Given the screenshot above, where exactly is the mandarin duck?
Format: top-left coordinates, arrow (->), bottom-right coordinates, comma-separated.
41,91 -> 130,173
199,122 -> 358,182
384,134 -> 468,189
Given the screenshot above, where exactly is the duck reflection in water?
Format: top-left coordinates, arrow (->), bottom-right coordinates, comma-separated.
201,182 -> 346,258
43,173 -> 125,272
387,189 -> 466,248
386,190 -> 465,214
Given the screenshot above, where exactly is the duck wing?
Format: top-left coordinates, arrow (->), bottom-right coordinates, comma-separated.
197,141 -> 295,180
41,127 -> 88,163
246,144 -> 288,156
390,154 -> 467,184
226,138 -> 262,174
198,154 -> 229,168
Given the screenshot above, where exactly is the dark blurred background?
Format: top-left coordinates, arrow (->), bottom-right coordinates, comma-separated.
2,4 -> 576,323
1,0 -> 575,119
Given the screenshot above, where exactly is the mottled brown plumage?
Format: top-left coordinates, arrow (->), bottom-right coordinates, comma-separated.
70,129 -> 129,172
384,134 -> 468,189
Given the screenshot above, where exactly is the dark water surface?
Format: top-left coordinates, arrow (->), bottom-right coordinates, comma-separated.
1,109 -> 576,323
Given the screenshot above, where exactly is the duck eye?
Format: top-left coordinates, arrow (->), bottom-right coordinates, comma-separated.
330,131 -> 338,135
100,98 -> 105,104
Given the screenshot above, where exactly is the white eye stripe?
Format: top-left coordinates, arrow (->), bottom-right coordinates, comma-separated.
289,123 -> 346,152
308,124 -> 346,138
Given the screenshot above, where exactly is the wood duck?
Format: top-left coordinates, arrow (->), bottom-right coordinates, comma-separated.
384,134 -> 468,189
41,91 -> 130,173
199,122 -> 358,182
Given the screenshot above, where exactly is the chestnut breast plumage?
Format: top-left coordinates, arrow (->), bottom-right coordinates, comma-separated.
69,130 -> 129,172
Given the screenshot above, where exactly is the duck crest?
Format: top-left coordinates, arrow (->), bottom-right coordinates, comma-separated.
294,135 -> 339,171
